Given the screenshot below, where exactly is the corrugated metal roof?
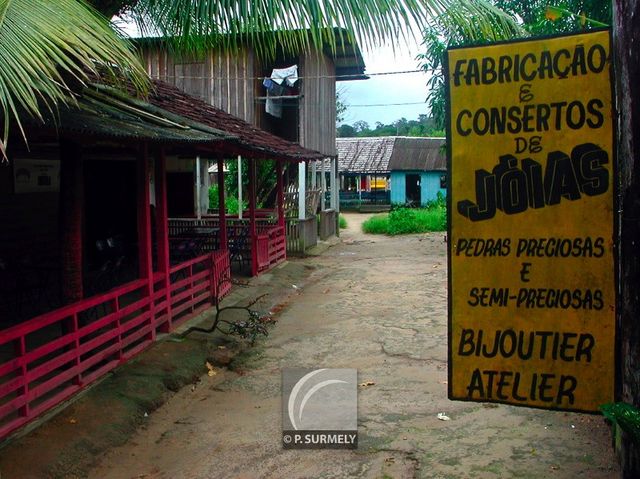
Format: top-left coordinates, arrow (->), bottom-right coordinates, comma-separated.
336,137 -> 395,173
388,137 -> 447,171
38,89 -> 234,144
337,136 -> 446,173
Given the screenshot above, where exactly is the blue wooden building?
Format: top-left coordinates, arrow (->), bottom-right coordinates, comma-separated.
337,136 -> 446,207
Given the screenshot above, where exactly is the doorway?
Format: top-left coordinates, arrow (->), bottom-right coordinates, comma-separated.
405,174 -> 421,206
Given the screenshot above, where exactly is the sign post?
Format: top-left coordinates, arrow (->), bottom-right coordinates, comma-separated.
447,30 -> 615,412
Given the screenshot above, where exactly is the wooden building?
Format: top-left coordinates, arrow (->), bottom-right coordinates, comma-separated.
138,33 -> 366,248
0,79 -> 322,440
139,33 -> 366,157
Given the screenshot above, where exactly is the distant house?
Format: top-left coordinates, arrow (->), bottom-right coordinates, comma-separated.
336,136 -> 447,208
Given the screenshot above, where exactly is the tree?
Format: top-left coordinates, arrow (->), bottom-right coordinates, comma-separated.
417,0 -> 611,130
337,124 -> 357,137
0,0 -> 148,156
338,114 -> 444,138
353,120 -> 371,134
1,0 -> 520,154
417,2 -> 527,131
492,0 -> 610,35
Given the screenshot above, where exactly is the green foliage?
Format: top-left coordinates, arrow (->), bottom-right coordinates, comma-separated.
601,402 -> 640,442
337,114 -> 445,138
362,196 -> 446,235
0,0 -> 149,154
225,196 -> 248,215
209,183 -> 248,214
208,184 -> 219,210
418,1 -> 612,131
361,214 -> 390,234
224,158 -> 276,207
493,1 -> 610,35
339,214 -> 348,229
417,3 -> 525,131
388,207 -> 446,234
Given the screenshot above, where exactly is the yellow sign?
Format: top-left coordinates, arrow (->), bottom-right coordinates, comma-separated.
447,30 -> 615,412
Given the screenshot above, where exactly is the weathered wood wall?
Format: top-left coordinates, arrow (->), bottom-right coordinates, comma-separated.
141,45 -> 337,158
142,47 -> 256,125
300,49 -> 337,157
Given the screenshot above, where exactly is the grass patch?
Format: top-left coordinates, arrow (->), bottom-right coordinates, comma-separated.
339,214 -> 348,229
361,195 -> 446,235
361,214 -> 390,234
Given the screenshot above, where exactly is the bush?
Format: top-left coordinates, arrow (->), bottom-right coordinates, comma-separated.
225,196 -> 247,215
209,185 -> 248,215
209,185 -> 219,210
339,214 -> 348,229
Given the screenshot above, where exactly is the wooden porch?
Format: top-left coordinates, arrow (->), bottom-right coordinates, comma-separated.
0,248 -> 231,439
0,78 -> 326,442
168,216 -> 286,276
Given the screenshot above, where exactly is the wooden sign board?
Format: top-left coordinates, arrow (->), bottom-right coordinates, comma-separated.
447,30 -> 615,412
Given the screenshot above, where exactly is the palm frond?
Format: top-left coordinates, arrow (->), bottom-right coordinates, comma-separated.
0,0 -> 149,155
129,0 -> 521,59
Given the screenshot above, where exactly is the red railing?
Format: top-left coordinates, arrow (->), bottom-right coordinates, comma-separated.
0,249 -> 230,440
213,250 -> 232,298
256,226 -> 286,273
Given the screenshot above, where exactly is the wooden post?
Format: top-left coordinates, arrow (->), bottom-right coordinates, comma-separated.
217,157 -> 228,250
321,158 -> 327,210
249,158 -> 257,276
330,157 -> 338,210
237,155 -> 243,219
614,1 -> 640,475
195,156 -> 201,220
333,157 -> 340,237
155,148 -> 172,332
59,140 -> 84,303
137,144 -> 155,339
276,159 -> 285,229
298,161 -> 306,220
311,160 -> 317,189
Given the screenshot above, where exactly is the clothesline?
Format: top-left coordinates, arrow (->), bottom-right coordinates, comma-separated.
150,69 -> 431,82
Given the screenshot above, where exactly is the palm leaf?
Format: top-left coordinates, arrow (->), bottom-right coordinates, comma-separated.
128,0 -> 521,59
0,0 -> 149,155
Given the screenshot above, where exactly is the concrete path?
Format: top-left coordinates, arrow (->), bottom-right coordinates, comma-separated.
51,214 -> 624,477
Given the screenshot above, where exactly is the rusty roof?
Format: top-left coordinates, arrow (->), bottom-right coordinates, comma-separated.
337,136 -> 446,173
146,80 -> 324,161
336,137 -> 395,173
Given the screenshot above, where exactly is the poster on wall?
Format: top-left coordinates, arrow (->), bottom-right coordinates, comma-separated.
447,30 -> 615,412
13,158 -> 60,193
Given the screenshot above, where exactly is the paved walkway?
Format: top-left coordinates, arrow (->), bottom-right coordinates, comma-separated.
2,213 -> 619,478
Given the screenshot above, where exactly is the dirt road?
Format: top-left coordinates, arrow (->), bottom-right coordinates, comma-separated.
86,213 -> 617,479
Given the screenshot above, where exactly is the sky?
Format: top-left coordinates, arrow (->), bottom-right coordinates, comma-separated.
337,41 -> 432,127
